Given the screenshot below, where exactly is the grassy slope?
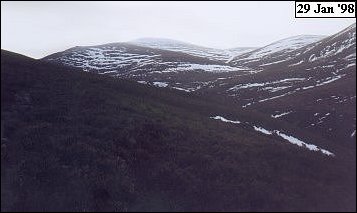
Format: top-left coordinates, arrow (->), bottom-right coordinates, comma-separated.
1,50 -> 355,211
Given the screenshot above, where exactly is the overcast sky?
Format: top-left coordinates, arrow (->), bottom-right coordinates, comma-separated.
1,1 -> 355,58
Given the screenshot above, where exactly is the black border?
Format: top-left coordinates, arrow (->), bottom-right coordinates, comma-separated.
295,1 -> 357,18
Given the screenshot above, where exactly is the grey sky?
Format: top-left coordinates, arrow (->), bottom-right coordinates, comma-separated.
1,1 -> 355,59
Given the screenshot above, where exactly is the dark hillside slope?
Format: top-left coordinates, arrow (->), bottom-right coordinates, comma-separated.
1,50 -> 355,211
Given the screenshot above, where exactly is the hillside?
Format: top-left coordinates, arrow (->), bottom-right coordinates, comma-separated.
2,50 -> 355,211
215,23 -> 356,146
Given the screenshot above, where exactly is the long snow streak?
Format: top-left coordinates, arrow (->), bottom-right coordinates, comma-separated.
210,115 -> 334,157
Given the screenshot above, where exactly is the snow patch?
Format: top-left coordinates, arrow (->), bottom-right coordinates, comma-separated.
153,82 -> 168,87
271,111 -> 293,118
172,87 -> 191,92
137,81 -> 147,84
210,116 -> 241,124
253,126 -> 273,135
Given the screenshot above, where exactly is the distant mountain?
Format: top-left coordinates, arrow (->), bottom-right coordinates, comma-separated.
43,43 -> 254,92
43,43 -> 251,75
129,38 -> 230,61
129,38 -> 256,62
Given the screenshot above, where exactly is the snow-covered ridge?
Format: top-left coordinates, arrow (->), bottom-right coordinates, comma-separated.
45,44 -> 252,77
130,38 -> 231,62
234,35 -> 325,61
330,23 -> 356,40
130,38 -> 257,62
308,27 -> 356,62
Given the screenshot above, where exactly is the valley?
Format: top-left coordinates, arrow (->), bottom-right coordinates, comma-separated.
1,22 -> 356,212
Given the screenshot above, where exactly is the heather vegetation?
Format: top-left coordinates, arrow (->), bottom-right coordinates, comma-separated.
1,50 -> 355,211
